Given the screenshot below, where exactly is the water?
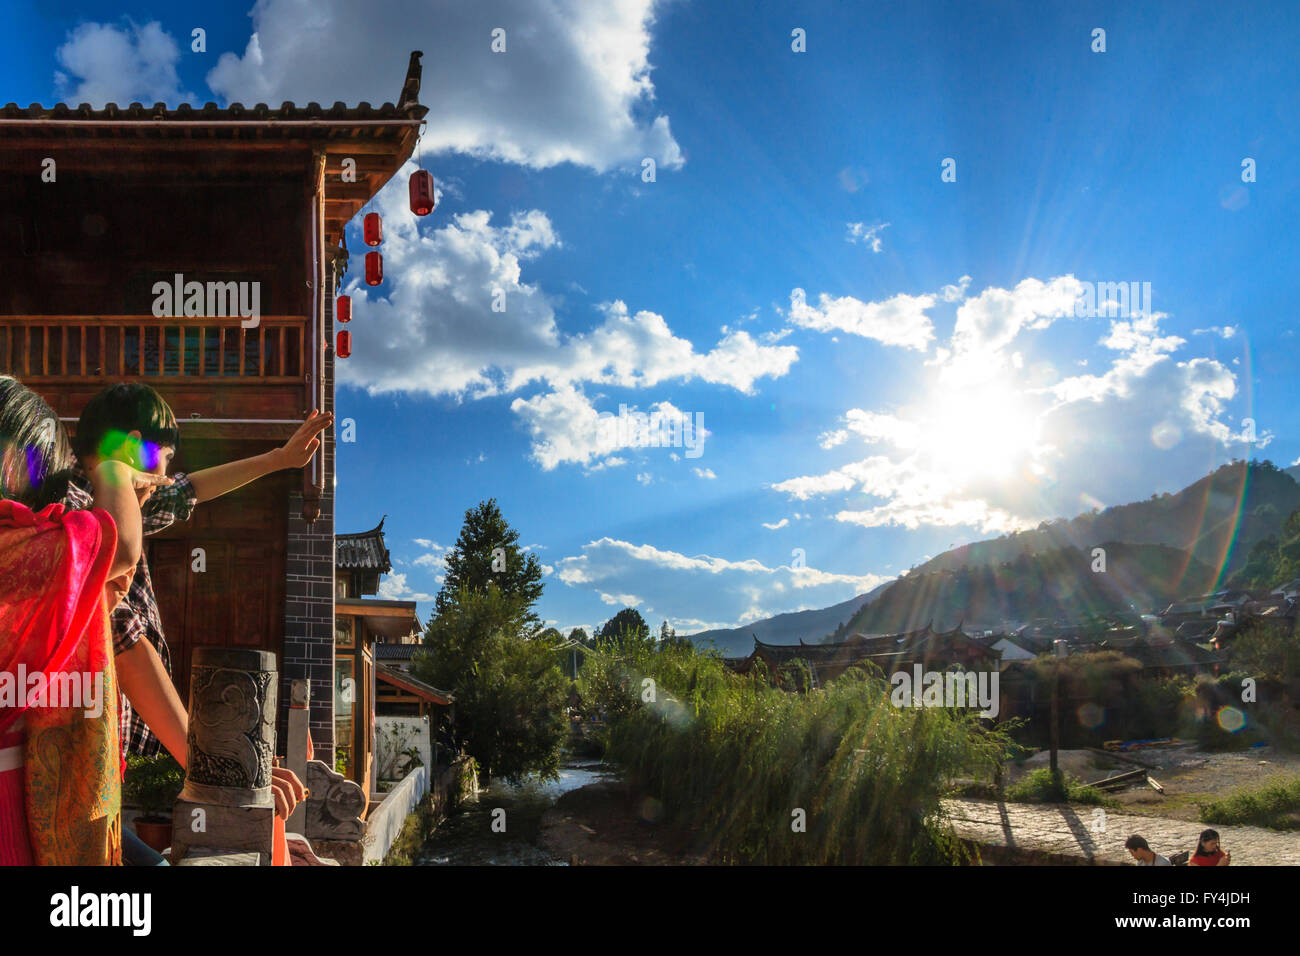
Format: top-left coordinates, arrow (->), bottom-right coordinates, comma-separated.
417,759 -> 615,866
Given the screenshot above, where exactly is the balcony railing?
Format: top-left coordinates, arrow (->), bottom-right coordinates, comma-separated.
0,315 -> 307,384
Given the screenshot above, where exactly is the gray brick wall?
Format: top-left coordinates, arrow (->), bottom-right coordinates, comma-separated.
279,240 -> 341,763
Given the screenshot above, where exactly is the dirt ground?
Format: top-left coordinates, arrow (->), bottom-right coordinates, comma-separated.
538,781 -> 715,865
1008,744 -> 1300,823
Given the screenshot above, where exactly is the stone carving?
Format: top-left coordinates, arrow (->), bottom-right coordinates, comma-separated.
304,759 -> 367,842
183,649 -> 276,803
172,648 -> 278,865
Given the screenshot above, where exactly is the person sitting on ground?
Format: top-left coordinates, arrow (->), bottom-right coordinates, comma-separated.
1189,828 -> 1231,866
67,383 -> 328,864
1124,834 -> 1172,866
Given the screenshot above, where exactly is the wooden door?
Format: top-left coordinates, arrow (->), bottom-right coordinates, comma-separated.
147,472 -> 289,706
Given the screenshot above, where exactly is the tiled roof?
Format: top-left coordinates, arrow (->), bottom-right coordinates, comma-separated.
374,643 -> 419,660
0,51 -> 427,132
336,516 -> 391,572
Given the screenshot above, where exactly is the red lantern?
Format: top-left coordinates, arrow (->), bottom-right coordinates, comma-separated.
336,329 -> 352,359
365,251 -> 383,286
336,294 -> 352,324
409,169 -> 435,216
363,212 -> 382,247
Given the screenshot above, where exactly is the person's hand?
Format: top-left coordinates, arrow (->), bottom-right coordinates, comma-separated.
95,459 -> 172,502
105,570 -> 133,610
270,761 -> 307,821
1219,850 -> 1231,866
275,410 -> 333,470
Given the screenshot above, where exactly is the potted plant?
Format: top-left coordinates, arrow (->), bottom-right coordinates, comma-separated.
122,754 -> 184,853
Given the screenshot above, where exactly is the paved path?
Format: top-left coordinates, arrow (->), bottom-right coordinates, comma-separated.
943,799 -> 1300,866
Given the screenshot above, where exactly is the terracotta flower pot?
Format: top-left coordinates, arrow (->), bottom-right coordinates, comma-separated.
133,817 -> 173,854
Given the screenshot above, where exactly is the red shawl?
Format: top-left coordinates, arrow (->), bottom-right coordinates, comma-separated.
0,499 -> 121,865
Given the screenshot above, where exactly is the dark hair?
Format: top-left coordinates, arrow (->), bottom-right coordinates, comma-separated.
73,383 -> 180,460
1193,829 -> 1220,857
0,375 -> 74,509
1124,835 -> 1150,852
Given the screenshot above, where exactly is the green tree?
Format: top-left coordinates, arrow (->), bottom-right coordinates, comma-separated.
415,584 -> 569,782
598,607 -> 650,646
568,627 -> 591,646
434,498 -> 544,630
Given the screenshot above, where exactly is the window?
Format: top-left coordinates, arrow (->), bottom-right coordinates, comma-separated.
334,656 -> 354,779
335,616 -> 353,648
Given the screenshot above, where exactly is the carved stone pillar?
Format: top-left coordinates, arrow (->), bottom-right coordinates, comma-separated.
171,648 -> 278,866
303,759 -> 368,866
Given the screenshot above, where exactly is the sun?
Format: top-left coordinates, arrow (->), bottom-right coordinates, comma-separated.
920,385 -> 1041,483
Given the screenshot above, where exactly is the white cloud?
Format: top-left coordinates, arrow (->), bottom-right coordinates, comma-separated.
787,288 -> 935,351
1192,325 -> 1238,339
693,467 -> 717,480
510,387 -> 713,470
556,538 -> 889,631
337,185 -> 795,468
772,276 -> 1264,536
940,275 -> 972,302
377,572 -> 436,603
54,20 -> 191,106
845,221 -> 889,252
762,518 -> 789,530
205,0 -> 681,173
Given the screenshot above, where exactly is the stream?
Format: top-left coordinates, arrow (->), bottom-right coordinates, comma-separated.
416,759 -> 615,865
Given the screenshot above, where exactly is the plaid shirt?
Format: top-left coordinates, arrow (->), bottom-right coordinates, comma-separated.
65,463 -> 198,759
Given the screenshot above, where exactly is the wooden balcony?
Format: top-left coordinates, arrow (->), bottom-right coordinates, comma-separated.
0,314 -> 315,436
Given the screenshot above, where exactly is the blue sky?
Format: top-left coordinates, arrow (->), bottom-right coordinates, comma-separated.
5,1 -> 1298,636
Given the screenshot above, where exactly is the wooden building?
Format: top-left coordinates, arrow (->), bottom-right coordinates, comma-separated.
726,624 -> 1003,690
0,52 -> 429,764
334,518 -> 422,797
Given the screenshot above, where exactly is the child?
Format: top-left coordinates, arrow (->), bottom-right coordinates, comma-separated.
67,383 -> 325,861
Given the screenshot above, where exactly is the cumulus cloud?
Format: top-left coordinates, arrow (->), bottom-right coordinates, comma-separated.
787,287 -> 935,351
377,572 -> 437,603
772,276 -> 1263,536
205,0 -> 681,173
338,175 -> 794,467
693,467 -> 717,480
556,538 -> 889,632
54,20 -> 192,106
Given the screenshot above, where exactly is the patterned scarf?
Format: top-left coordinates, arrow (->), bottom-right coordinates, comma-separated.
0,500 -> 121,865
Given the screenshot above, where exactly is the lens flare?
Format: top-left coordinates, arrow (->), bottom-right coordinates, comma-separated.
1215,706 -> 1246,734
1076,702 -> 1105,729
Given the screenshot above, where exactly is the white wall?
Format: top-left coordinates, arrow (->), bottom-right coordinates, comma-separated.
375,715 -> 431,781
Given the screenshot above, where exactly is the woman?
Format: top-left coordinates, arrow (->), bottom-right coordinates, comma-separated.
0,375 -> 164,865
1189,828 -> 1231,866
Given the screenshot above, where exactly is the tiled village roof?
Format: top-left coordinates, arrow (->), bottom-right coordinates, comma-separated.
376,663 -> 452,706
0,51 -> 428,243
336,517 -> 392,573
0,50 -> 427,132
374,642 -> 418,661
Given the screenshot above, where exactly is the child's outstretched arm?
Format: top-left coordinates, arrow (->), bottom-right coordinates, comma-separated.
116,638 -> 190,769
187,410 -> 333,503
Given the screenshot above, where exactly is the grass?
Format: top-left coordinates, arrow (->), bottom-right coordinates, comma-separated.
1005,768 -> 1117,807
381,794 -> 439,866
580,640 -> 1012,865
1199,777 -> 1300,831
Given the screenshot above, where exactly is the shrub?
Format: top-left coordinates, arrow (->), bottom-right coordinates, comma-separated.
122,754 -> 185,821
580,639 -> 1010,864
1200,778 -> 1300,830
